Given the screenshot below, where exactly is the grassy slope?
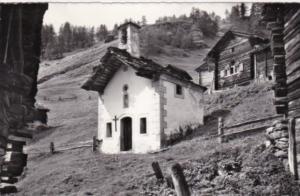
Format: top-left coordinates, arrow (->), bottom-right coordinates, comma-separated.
9,39 -> 296,195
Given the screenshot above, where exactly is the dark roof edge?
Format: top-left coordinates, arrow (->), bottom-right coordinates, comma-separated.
118,21 -> 141,30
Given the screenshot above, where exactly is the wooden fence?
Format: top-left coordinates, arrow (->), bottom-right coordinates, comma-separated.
217,115 -> 283,142
26,136 -> 102,155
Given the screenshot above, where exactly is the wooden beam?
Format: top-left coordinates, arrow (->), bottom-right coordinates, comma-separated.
1,177 -> 18,184
0,185 -> 17,194
170,163 -> 190,196
151,161 -> 164,181
1,164 -> 24,176
288,118 -> 298,180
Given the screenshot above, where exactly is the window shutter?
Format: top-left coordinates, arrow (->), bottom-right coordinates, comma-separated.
239,63 -> 244,72
220,70 -> 224,77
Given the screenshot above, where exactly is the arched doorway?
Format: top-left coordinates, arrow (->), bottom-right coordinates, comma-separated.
120,117 -> 132,151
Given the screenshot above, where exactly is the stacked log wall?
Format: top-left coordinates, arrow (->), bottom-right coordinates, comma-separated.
255,49 -> 274,81
284,9 -> 300,117
0,4 -> 47,192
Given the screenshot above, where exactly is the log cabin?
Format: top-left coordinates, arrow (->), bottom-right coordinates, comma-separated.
196,30 -> 274,91
82,22 -> 206,153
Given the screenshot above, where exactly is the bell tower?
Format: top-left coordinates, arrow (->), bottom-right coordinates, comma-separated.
118,22 -> 141,58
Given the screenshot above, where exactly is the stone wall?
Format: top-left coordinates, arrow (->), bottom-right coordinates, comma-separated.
265,119 -> 289,160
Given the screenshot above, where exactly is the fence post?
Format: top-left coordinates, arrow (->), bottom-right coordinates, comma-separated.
288,117 -> 298,180
170,163 -> 190,196
151,161 -> 164,181
218,117 -> 224,143
50,142 -> 54,154
92,136 -> 97,152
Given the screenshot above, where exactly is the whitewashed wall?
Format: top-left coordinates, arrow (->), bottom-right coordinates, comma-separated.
161,76 -> 204,138
98,66 -> 161,153
118,25 -> 140,58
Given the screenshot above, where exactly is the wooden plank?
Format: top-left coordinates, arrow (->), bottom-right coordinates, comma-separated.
1,165 -> 24,177
224,115 -> 283,130
288,88 -> 300,102
1,177 -> 18,184
272,47 -> 285,56
8,104 -> 27,116
0,185 -> 17,194
285,40 -> 300,61
274,97 -> 288,105
284,33 -> 300,53
276,104 -> 288,114
274,64 -> 285,74
284,9 -> 300,35
288,77 -> 300,95
0,71 -> 32,95
286,46 -> 300,66
286,59 -> 300,76
284,22 -> 300,44
224,125 -> 269,140
287,67 -> 300,84
274,55 -> 285,65
289,99 -> 300,110
271,33 -> 284,43
288,109 -> 300,118
267,21 -> 284,31
274,86 -> 288,97
288,118 -> 298,179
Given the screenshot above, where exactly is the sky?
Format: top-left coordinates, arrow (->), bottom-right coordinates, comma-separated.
44,3 -> 241,32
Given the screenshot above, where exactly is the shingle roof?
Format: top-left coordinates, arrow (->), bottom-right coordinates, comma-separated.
82,47 -> 206,94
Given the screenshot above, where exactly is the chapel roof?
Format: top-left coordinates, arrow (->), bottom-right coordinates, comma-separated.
82,47 -> 206,94
117,21 -> 141,30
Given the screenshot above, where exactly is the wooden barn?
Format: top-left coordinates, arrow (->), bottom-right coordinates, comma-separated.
261,3 -> 300,179
196,30 -> 274,90
0,4 -> 48,193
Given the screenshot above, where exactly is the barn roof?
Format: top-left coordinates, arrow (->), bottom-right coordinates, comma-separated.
206,30 -> 268,58
195,30 -> 269,73
82,47 -> 206,94
195,62 -> 209,72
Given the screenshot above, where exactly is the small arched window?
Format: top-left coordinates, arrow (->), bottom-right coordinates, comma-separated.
121,28 -> 127,44
230,60 -> 235,74
123,85 -> 129,108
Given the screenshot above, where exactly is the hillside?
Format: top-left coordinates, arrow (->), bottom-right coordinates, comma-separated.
8,38 -> 299,195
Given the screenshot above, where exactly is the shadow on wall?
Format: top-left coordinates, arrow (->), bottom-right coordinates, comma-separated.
164,109 -> 231,146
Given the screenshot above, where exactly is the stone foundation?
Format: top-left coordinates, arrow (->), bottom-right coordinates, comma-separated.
265,119 -> 289,160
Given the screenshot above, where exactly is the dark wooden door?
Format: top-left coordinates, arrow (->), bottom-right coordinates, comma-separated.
121,117 -> 132,151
